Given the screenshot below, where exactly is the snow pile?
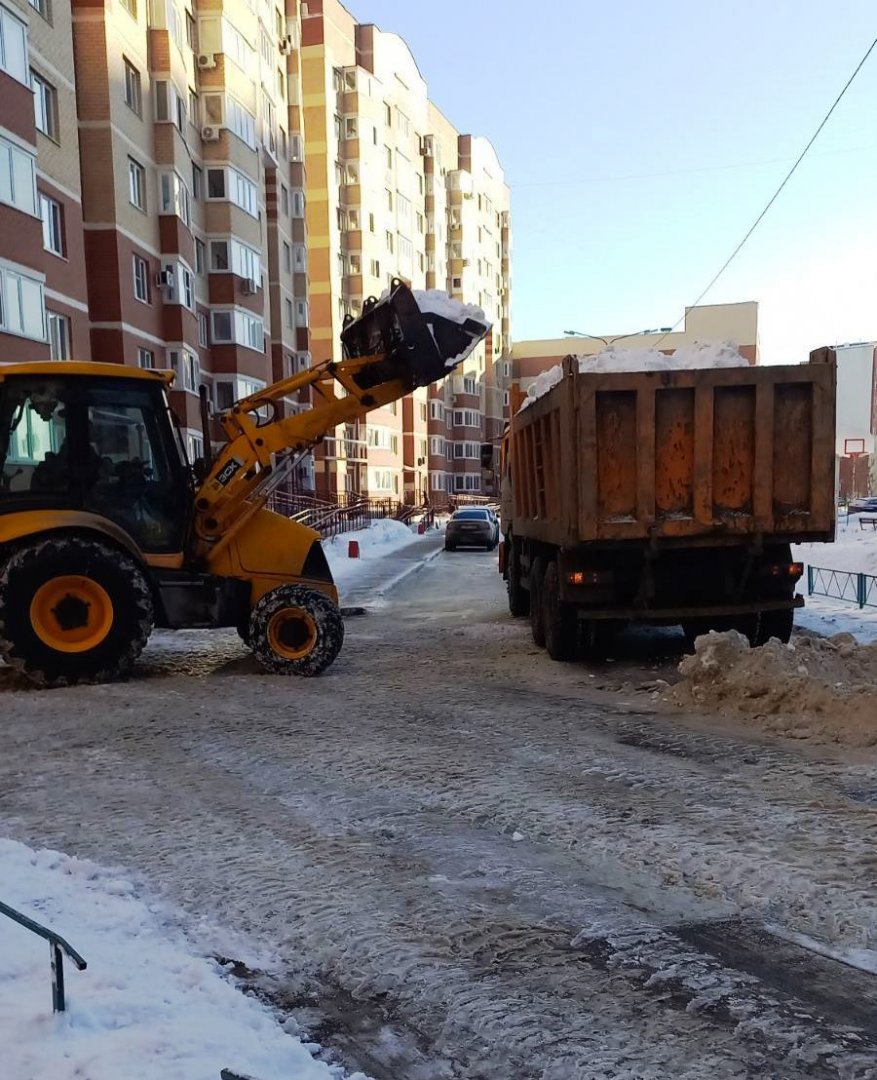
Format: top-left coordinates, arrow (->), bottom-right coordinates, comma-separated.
577,341 -> 749,373
520,342 -> 751,410
412,289 -> 486,327
668,629 -> 877,745
522,364 -> 564,406
323,517 -> 416,565
0,838 -> 353,1080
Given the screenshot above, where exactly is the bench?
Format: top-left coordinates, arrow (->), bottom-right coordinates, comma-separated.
859,516 -> 877,530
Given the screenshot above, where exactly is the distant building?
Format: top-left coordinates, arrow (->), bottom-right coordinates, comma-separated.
834,342 -> 877,499
300,0 -> 511,505
511,301 -> 759,400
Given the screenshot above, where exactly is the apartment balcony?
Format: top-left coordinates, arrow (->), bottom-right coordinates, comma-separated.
340,137 -> 360,160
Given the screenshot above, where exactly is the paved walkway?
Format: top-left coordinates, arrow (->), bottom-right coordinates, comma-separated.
335,531 -> 445,609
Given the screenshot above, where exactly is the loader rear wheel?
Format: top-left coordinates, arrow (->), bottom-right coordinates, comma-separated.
529,556 -> 547,647
506,540 -> 529,617
249,584 -> 344,677
0,535 -> 154,687
542,560 -> 577,662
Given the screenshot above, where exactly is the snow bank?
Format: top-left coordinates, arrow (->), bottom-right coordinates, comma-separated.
520,342 -> 751,410
0,838 -> 354,1080
668,630 -> 877,745
323,517 -> 416,566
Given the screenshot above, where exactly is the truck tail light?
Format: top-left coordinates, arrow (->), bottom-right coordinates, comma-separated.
568,570 -> 606,586
764,562 -> 804,580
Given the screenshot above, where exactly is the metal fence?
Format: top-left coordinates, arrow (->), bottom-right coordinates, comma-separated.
807,565 -> 877,609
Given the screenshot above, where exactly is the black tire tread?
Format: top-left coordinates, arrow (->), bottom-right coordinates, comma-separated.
249,584 -> 344,677
0,534 -> 153,688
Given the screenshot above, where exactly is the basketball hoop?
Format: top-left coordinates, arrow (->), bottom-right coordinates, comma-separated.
844,437 -> 866,459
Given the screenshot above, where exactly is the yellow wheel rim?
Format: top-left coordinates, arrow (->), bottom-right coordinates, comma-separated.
30,576 -> 114,654
267,607 -> 318,661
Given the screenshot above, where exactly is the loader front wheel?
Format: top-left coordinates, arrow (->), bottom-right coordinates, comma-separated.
249,585 -> 344,677
0,535 -> 154,687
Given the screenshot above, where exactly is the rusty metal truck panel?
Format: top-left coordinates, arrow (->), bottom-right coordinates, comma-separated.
510,349 -> 836,548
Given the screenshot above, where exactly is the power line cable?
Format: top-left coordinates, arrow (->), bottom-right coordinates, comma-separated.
653,34 -> 877,348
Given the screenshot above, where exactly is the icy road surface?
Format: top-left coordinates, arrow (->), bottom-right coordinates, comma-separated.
2,552 -> 877,1079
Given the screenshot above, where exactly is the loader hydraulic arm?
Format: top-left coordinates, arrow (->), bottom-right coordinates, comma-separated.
191,352 -> 409,556
189,280 -> 490,563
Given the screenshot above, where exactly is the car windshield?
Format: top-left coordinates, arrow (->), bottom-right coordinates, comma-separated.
455,509 -> 489,520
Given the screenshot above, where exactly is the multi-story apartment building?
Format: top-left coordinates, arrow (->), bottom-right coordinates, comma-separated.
0,0 -> 509,506
0,0 -> 311,477
0,0 -> 90,364
301,0 -> 511,505
67,0 -> 311,472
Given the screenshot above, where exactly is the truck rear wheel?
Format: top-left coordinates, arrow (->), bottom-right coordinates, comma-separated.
542,561 -> 577,662
0,535 -> 154,687
529,556 -> 547,646
249,584 -> 344,676
506,540 -> 530,617
755,608 -> 794,645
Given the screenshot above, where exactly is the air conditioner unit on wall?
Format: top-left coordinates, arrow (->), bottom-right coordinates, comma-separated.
242,278 -> 258,295
154,269 -> 174,288
201,126 -> 220,142
197,54 -> 217,69
279,34 -> 293,54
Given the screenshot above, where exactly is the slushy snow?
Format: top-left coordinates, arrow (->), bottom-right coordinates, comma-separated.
0,837 -> 362,1080
412,289 -> 486,328
521,342 -> 751,408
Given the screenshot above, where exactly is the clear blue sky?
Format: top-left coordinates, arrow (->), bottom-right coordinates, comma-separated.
347,0 -> 877,362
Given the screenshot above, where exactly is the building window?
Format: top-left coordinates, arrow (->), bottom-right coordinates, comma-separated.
284,298 -> 293,328
464,376 -> 477,394
38,193 -> 64,256
0,265 -> 45,341
294,300 -> 308,327
292,190 -> 304,217
198,311 -> 208,346
128,158 -> 146,210
280,184 -> 289,215
210,240 -> 229,271
211,310 -> 264,351
207,168 -> 225,198
194,237 -> 205,275
226,95 -> 257,149
192,164 -> 202,200
290,133 -> 303,161
124,59 -> 142,115
168,348 -> 200,392
132,255 -> 150,303
293,245 -> 306,272
27,0 -> 49,20
0,5 -> 28,84
137,347 -> 154,369
282,242 -> 291,273
32,72 -> 58,139
159,171 -> 190,227
46,311 -> 70,359
120,0 -> 136,18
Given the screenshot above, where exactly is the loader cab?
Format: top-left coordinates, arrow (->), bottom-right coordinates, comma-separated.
0,366 -> 192,554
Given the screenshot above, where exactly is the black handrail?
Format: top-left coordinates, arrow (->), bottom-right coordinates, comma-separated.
0,899 -> 87,1012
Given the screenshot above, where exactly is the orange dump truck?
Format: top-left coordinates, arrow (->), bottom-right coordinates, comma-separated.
500,348 -> 837,659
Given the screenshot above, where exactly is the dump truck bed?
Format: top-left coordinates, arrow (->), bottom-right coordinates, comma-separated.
510,349 -> 836,548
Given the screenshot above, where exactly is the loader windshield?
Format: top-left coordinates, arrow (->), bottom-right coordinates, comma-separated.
0,375 -> 190,553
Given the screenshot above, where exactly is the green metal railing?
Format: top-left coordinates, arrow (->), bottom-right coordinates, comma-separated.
807,565 -> 877,609
0,899 -> 86,1011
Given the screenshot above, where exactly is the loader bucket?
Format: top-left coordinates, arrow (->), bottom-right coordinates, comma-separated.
341,279 -> 490,392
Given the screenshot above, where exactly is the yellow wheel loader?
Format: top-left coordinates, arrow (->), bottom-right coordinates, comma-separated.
0,282 -> 488,687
